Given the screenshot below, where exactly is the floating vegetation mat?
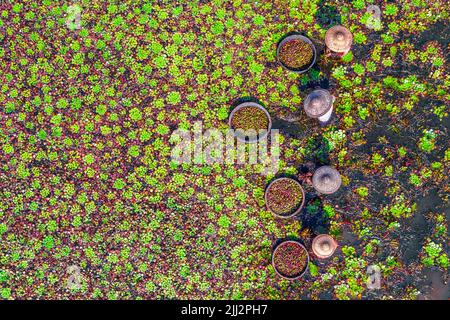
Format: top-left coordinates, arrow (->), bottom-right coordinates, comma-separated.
0,1 -> 448,300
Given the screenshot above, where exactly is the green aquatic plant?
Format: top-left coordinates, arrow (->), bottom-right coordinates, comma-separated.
418,129 -> 437,153
422,241 -> 449,269
356,187 -> 369,199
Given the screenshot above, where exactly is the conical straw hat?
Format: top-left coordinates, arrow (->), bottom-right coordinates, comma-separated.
312,234 -> 337,258
303,89 -> 333,118
312,166 -> 342,194
325,25 -> 353,53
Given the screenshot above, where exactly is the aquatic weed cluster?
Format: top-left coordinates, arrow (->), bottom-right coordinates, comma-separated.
0,1 -> 448,299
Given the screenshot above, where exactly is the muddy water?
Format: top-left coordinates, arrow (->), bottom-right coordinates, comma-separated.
418,268 -> 449,300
